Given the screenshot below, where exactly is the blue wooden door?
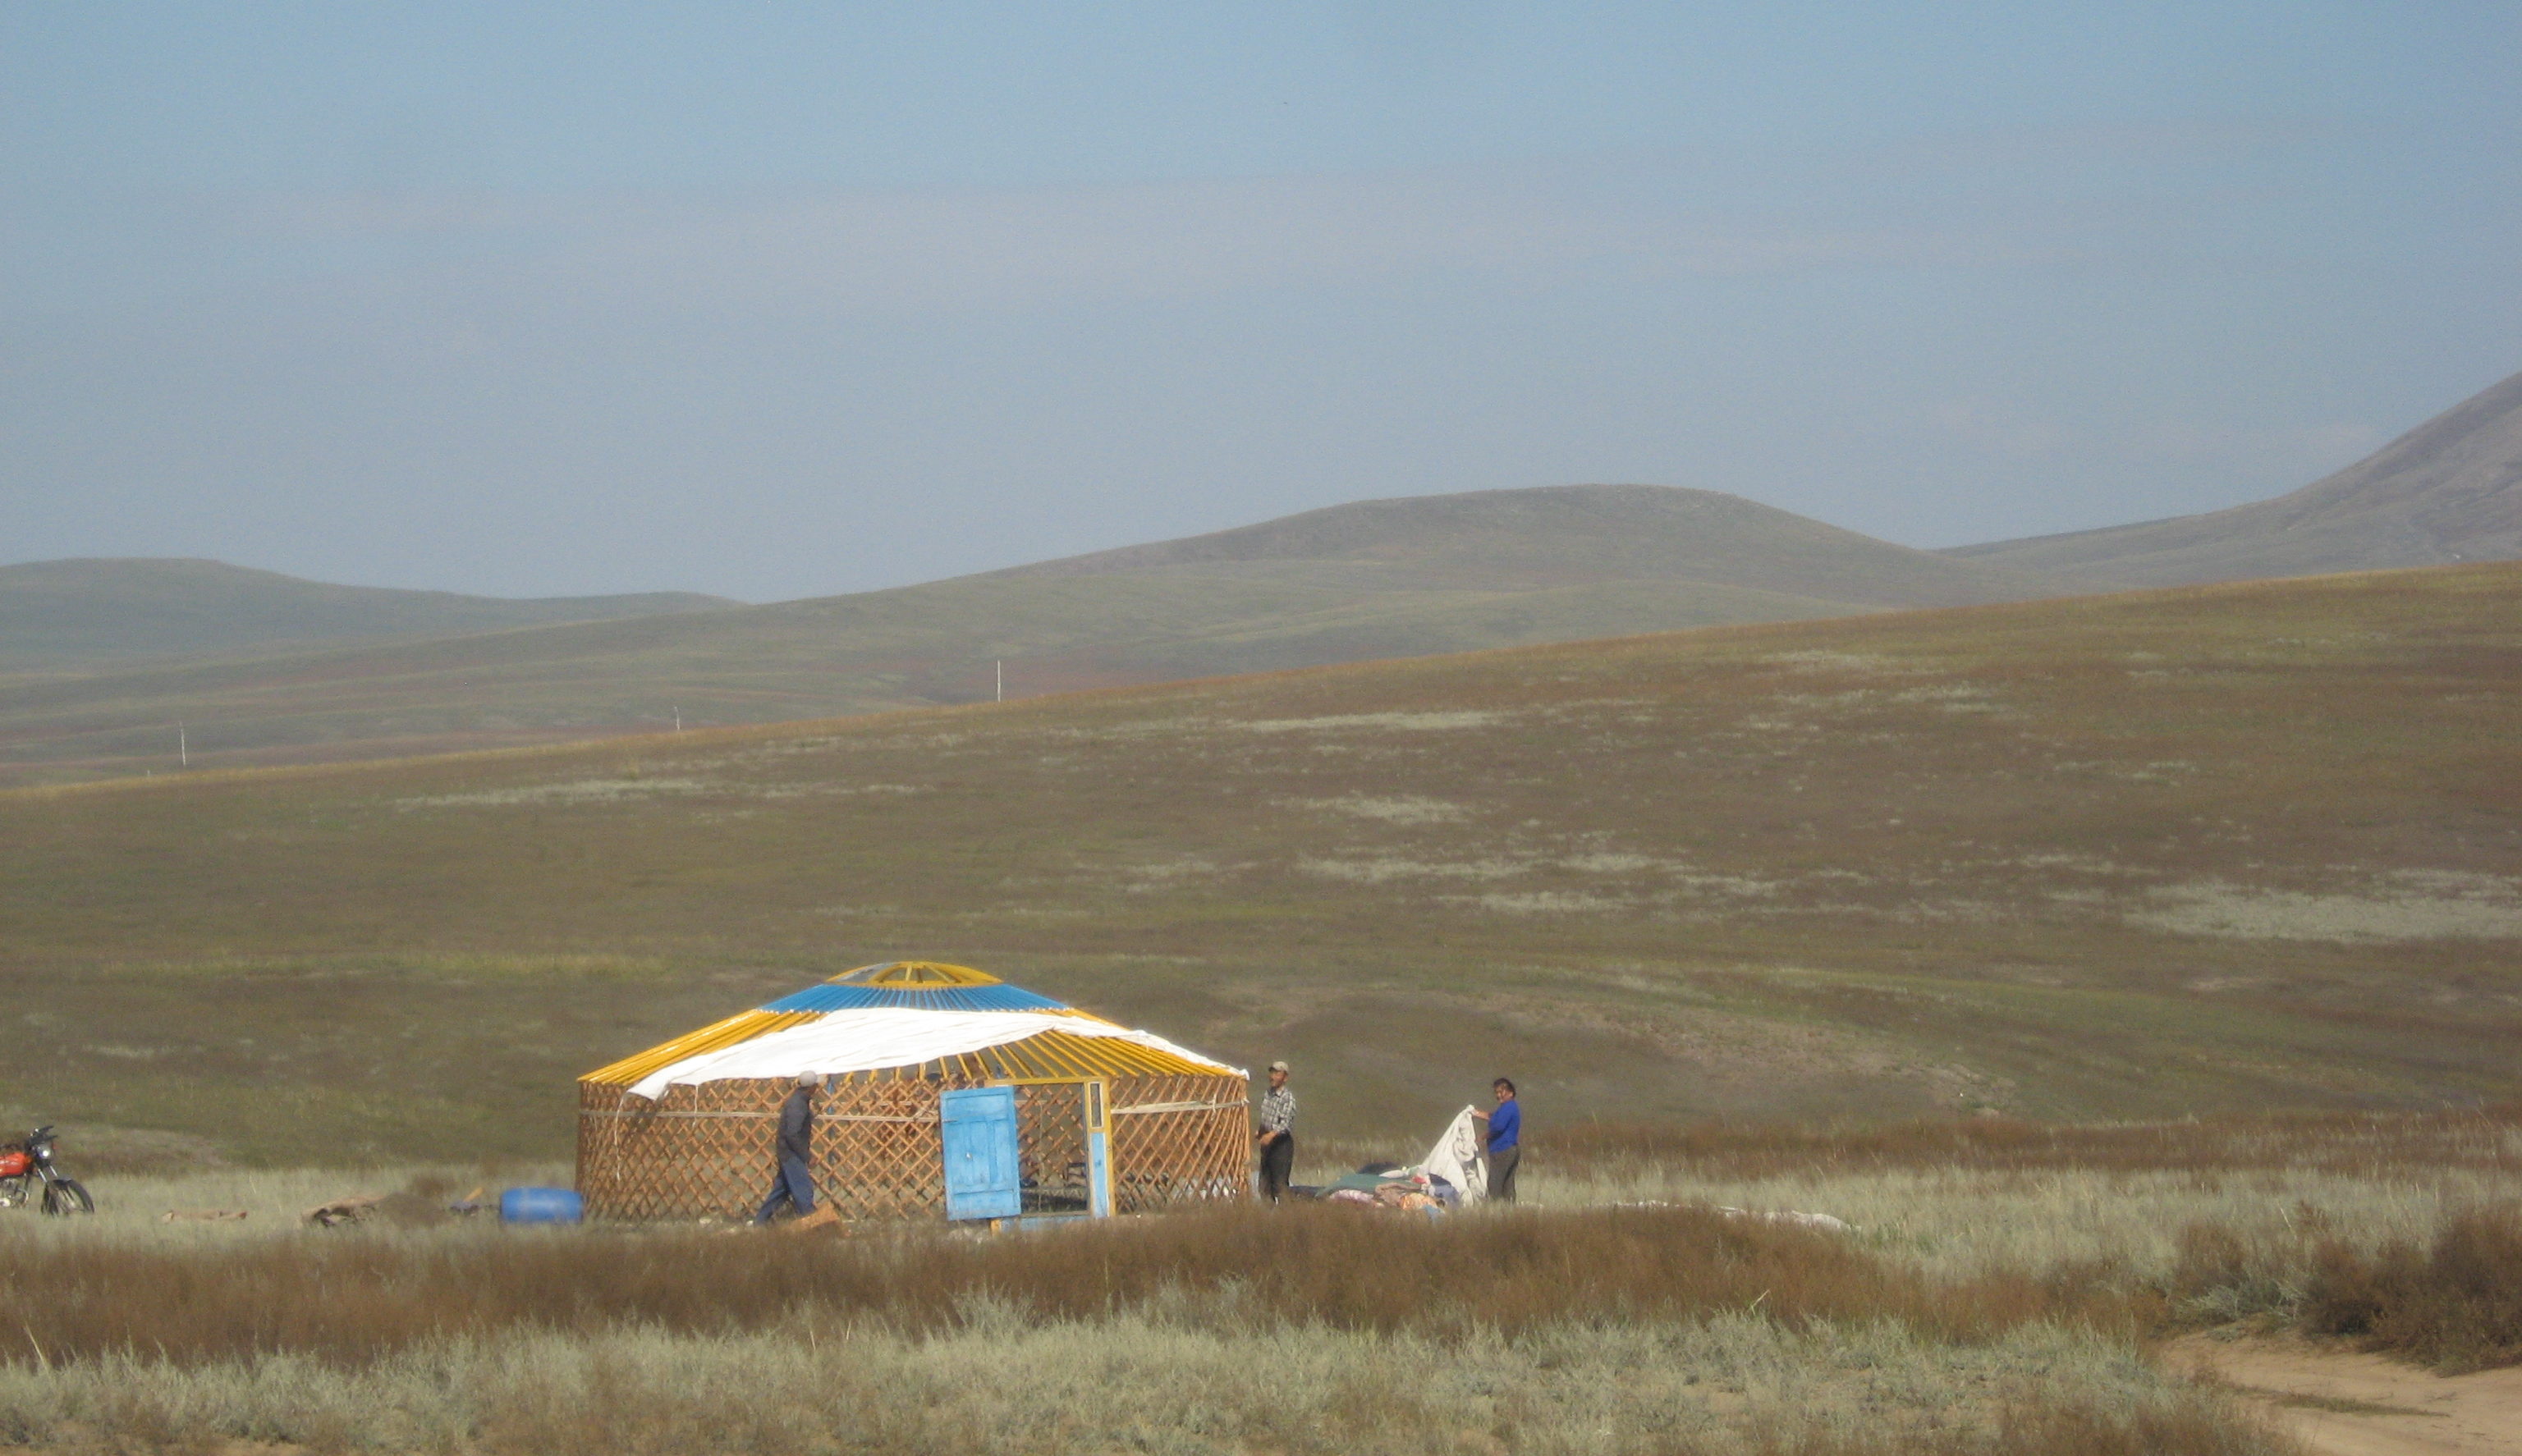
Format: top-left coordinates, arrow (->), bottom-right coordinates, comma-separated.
941,1086 -> 1021,1220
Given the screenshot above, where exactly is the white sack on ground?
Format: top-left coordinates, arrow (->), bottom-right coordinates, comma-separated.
1420,1106 -> 1488,1205
1719,1206 -> 1852,1232
626,1008 -> 1244,1100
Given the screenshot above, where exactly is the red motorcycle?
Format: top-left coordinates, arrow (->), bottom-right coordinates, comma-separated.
0,1127 -> 92,1216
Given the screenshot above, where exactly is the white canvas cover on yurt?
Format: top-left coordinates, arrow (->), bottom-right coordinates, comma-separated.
627,1008 -> 1241,1100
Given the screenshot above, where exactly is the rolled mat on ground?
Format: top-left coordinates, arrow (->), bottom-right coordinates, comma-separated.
500,1187 -> 583,1224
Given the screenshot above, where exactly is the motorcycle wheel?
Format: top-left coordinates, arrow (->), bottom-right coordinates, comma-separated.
40,1179 -> 92,1216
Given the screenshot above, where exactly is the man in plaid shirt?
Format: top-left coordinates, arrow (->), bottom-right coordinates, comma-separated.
1255,1060 -> 1296,1203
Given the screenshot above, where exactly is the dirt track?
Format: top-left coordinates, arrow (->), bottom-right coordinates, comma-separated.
2170,1336 -> 2522,1456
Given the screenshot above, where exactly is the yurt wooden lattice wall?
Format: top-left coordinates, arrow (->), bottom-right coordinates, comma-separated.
577,962 -> 1251,1221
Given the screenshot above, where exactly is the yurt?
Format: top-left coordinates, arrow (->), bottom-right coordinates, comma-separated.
577,961 -> 1251,1222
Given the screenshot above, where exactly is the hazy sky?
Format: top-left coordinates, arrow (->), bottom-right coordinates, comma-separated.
4,3 -> 2517,602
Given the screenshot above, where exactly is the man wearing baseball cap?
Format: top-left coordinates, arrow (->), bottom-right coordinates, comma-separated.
1255,1060 -> 1296,1203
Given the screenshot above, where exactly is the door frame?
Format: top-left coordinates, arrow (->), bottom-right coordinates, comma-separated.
991,1075 -> 1114,1219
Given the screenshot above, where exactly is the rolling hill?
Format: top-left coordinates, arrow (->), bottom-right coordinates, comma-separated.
0,557 -> 736,671
988,483 -> 2058,604
0,486 -> 2067,785
2,561 -> 2514,1164
1950,367 -> 2522,584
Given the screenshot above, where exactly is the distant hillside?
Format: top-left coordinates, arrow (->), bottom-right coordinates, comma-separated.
0,486 -> 2076,784
995,483 -> 2060,607
0,558 -> 737,671
1950,368 -> 2522,584
2,561 -> 2514,1161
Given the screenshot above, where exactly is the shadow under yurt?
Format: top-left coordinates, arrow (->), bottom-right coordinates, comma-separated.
577,962 -> 1252,1222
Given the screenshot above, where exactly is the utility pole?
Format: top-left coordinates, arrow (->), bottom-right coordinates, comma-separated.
673,705 -> 683,733
996,661 -> 1003,703
177,721 -> 187,768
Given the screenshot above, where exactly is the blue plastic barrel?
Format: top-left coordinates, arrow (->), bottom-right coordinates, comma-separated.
499,1187 -> 583,1225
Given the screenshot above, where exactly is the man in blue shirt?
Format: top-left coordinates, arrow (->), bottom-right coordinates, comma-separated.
1471,1077 -> 1520,1203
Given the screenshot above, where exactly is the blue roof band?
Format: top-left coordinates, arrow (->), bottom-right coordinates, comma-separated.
759,982 -> 1070,1014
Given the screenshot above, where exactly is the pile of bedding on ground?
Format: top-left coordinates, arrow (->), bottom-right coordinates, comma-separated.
1306,1163 -> 1456,1213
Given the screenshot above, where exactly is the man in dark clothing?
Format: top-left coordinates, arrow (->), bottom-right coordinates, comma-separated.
754,1070 -> 820,1225
1471,1077 -> 1520,1203
1255,1060 -> 1296,1203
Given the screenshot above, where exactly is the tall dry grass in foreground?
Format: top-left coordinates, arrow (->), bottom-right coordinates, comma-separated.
0,1205 -> 2140,1366
0,1202 -> 2285,1454
0,1315 -> 2265,1456
25,1106 -> 2519,1452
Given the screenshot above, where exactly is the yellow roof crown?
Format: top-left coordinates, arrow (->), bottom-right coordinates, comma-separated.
840,961 -> 1001,987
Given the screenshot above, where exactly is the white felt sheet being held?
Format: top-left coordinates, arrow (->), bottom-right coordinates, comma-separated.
1420,1106 -> 1488,1205
626,1008 -> 1245,1100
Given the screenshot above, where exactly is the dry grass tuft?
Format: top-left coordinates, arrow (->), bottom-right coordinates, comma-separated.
458,1386 -> 2272,1456
2149,1197 -> 2522,1370
1755,1395 -> 2283,1456
2299,1206 -> 2522,1371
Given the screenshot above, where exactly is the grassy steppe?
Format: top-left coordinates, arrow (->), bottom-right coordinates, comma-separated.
1,562 -> 2517,1163
0,570 -> 1861,784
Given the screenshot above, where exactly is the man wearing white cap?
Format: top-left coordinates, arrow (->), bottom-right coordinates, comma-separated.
1255,1060 -> 1296,1203
754,1070 -> 821,1225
